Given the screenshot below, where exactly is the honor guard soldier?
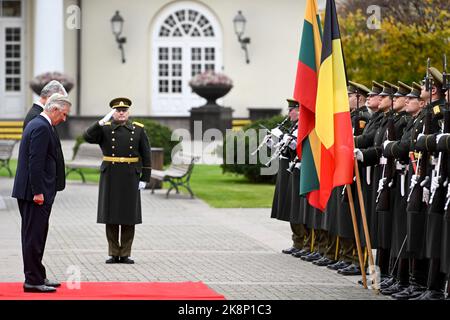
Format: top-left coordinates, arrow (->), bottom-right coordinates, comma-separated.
83,97 -> 152,264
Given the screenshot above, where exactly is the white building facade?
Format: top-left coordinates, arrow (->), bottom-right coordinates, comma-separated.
0,0 -> 330,129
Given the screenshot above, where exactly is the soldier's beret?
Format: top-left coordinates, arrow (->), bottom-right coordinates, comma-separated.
109,97 -> 132,109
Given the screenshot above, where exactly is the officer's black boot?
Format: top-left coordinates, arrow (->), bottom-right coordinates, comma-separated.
392,258 -> 428,300
411,258 -> 445,300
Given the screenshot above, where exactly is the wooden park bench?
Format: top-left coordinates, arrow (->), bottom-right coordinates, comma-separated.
65,143 -> 103,183
150,152 -> 199,198
0,140 -> 17,177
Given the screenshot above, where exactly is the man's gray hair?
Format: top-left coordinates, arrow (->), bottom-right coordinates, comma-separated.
44,93 -> 72,111
40,80 -> 68,98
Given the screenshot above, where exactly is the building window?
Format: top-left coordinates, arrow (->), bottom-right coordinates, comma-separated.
0,0 -> 22,17
4,27 -> 21,91
152,2 -> 222,116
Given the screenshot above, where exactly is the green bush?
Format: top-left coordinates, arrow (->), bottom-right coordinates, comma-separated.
221,115 -> 289,183
73,118 -> 179,165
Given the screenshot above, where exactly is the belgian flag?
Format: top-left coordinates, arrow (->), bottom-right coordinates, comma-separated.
310,0 -> 354,211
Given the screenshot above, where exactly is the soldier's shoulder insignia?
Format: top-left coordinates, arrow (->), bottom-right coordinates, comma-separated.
105,121 -> 111,126
433,106 -> 441,115
132,121 -> 144,128
359,120 -> 366,129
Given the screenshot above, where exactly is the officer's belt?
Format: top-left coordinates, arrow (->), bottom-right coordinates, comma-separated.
103,156 -> 139,163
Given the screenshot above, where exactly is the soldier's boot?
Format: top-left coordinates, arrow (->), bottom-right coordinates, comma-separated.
381,258 -> 409,295
314,234 -> 337,266
391,258 -> 428,300
411,258 -> 446,300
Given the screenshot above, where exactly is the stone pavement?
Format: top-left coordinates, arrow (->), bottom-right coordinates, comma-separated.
0,176 -> 389,300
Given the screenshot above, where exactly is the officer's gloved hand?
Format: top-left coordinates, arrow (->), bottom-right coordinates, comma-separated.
266,137 -> 274,148
377,177 -> 386,193
431,176 -> 440,195
354,148 -> 364,162
437,133 -> 450,144
98,109 -> 115,126
270,127 -> 283,139
422,187 -> 430,203
282,134 -> 291,145
138,181 -> 147,190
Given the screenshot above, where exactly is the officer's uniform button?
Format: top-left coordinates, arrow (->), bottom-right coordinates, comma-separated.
112,146 -> 115,149
112,154 -> 115,156
129,154 -> 132,157
130,146 -> 133,149
130,138 -> 133,141
112,131 -> 115,134
132,131 -> 135,135
112,138 -> 115,141
133,126 -> 136,130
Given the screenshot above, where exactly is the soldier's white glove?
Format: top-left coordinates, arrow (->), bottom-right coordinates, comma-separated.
422,187 -> 430,203
270,127 -> 283,139
138,181 -> 147,190
266,137 -> 274,148
437,133 -> 450,144
354,148 -> 364,162
431,176 -> 440,195
98,109 -> 115,126
410,174 -> 419,190
447,183 -> 450,201
382,140 -> 391,150
377,177 -> 386,193
282,134 -> 291,144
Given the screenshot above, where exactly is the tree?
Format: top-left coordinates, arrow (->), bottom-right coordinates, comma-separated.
337,0 -> 450,85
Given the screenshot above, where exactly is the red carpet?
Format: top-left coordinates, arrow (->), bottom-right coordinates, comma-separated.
0,282 -> 225,300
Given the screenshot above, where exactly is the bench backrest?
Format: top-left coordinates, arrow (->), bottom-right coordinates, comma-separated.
168,153 -> 198,177
74,143 -> 104,161
0,140 -> 16,160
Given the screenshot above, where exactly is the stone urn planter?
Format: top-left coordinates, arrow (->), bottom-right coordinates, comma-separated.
189,71 -> 233,107
30,71 -> 75,95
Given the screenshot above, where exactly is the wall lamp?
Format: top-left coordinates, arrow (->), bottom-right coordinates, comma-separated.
111,10 -> 127,63
233,11 -> 251,64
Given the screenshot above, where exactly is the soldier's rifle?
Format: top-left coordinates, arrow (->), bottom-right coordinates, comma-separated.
407,58 -> 433,207
264,126 -> 297,166
430,54 -> 449,205
251,116 -> 289,156
376,92 -> 396,208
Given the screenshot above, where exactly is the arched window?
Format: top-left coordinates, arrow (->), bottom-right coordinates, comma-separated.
151,1 -> 222,116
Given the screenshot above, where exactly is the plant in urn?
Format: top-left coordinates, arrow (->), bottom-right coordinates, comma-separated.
189,71 -> 233,107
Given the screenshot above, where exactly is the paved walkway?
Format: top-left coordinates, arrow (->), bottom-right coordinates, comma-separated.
0,175 -> 388,300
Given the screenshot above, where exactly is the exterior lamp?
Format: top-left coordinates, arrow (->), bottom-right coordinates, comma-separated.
233,11 -> 251,64
111,10 -> 127,63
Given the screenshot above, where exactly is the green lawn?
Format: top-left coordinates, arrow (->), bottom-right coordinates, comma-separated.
0,161 -> 275,208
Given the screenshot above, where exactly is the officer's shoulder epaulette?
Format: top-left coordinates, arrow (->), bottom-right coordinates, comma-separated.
132,121 -> 144,128
105,121 -> 111,126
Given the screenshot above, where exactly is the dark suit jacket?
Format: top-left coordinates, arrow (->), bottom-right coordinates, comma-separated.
23,104 -> 66,191
12,116 -> 60,205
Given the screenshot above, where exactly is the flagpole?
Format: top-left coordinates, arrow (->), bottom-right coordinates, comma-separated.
345,184 -> 367,289
354,159 -> 379,292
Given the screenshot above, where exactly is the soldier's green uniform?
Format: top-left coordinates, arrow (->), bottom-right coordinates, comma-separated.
83,97 -> 152,264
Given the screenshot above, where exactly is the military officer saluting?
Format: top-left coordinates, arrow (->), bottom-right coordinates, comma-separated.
84,97 -> 152,264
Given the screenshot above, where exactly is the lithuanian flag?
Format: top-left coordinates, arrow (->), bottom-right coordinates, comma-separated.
312,0 -> 354,210
294,0 -> 323,199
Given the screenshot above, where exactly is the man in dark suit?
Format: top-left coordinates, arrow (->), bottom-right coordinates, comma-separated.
23,80 -> 68,192
12,93 -> 72,293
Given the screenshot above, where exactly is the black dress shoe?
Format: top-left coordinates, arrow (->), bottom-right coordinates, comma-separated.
105,256 -> 120,264
313,257 -> 337,266
381,281 -> 409,296
44,279 -> 61,288
292,249 -> 310,258
302,252 -> 322,262
338,264 -> 361,276
282,247 -> 301,255
391,283 -> 427,300
23,283 -> 57,293
120,256 -> 134,264
409,289 -> 445,300
379,276 -> 396,290
327,260 -> 350,270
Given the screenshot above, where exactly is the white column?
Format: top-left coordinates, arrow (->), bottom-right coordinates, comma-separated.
33,0 -> 64,75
